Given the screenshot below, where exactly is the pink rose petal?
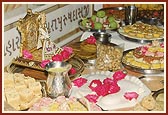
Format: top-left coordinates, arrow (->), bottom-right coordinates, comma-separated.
112,70 -> 127,81
124,92 -> 139,101
85,94 -> 99,103
22,50 -> 33,59
52,54 -> 63,61
86,35 -> 96,44
68,67 -> 77,75
63,46 -> 73,54
89,79 -> 102,91
73,77 -> 87,88
95,84 -> 109,96
60,50 -> 71,60
40,59 -> 50,68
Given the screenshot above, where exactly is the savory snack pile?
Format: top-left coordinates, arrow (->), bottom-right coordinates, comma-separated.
4,72 -> 42,110
96,43 -> 123,71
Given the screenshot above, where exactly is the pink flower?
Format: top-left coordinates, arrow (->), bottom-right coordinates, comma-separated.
73,77 -> 87,88
52,54 -> 63,61
103,77 -> 117,85
22,50 -> 33,59
40,59 -> 50,68
103,78 -> 120,94
89,79 -> 102,91
95,84 -> 110,96
60,50 -> 71,60
63,46 -> 73,54
69,67 -> 77,75
160,42 -> 164,48
124,92 -> 139,101
112,70 -> 127,81
108,83 -> 120,94
86,35 -> 96,44
85,94 -> 99,103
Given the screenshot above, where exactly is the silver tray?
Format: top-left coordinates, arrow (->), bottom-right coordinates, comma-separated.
122,49 -> 164,74
118,27 -> 164,44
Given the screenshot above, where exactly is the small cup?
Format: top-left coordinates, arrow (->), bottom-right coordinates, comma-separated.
125,5 -> 138,25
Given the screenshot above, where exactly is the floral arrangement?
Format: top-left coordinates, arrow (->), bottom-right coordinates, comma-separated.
22,46 -> 77,75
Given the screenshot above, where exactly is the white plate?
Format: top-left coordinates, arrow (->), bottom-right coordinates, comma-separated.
70,71 -> 151,111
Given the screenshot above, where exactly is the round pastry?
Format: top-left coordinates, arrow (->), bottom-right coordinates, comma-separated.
80,40 -> 96,53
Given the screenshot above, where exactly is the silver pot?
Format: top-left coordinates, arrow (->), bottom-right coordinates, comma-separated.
45,61 -> 72,98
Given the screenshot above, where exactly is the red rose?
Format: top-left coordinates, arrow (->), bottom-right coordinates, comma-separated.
108,83 -> 120,94
69,67 -> 77,75
72,77 -> 87,88
40,59 -> 50,68
85,94 -> 99,103
60,50 -> 71,60
52,54 -> 63,61
62,46 -> 73,54
86,35 -> 96,44
88,79 -> 102,91
124,92 -> 139,101
112,70 -> 127,81
22,50 -> 33,59
95,84 -> 109,96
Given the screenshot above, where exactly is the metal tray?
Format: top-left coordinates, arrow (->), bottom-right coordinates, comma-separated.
118,27 -> 164,44
7,56 -> 85,81
122,49 -> 164,74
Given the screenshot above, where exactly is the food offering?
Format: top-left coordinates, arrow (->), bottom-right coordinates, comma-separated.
122,41 -> 164,74
71,70 -> 151,110
118,22 -> 164,43
28,96 -> 102,111
79,10 -> 120,32
4,72 -> 42,110
68,35 -> 97,60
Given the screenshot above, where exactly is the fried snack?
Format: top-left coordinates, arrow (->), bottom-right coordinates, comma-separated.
141,94 -> 156,110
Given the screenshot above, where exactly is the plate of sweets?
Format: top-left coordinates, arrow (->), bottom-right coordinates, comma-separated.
28,96 -> 102,111
118,22 -> 164,43
79,10 -> 120,32
70,70 -> 151,110
122,40 -> 164,74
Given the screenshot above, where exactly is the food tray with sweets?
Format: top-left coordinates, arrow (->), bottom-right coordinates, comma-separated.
122,49 -> 164,74
118,22 -> 164,44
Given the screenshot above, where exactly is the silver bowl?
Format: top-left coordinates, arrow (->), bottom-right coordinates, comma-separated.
141,17 -> 160,25
93,32 -> 112,44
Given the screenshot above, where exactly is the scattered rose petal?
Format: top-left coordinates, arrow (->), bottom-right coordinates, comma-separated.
72,77 -> 87,88
23,50 -> 33,59
108,83 -> 120,94
112,70 -> 127,81
124,92 -> 139,101
60,50 -> 71,60
69,67 -> 77,75
40,59 -> 50,68
95,84 -> 109,96
86,35 -> 96,44
88,79 -> 102,91
85,94 -> 99,103
63,46 -> 73,54
52,54 -> 63,61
